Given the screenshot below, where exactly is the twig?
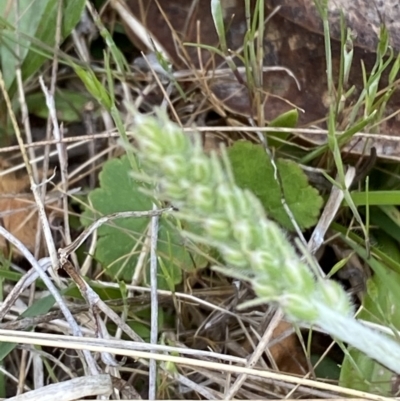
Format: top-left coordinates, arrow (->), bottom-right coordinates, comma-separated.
14,5 -> 39,184
79,227 -> 97,276
0,69 -> 60,285
165,371 -> 217,400
58,207 -> 173,261
130,222 -> 151,286
148,204 -> 160,400
0,225 -> 99,375
1,127 -> 400,157
62,261 -> 144,343
18,344 -> 75,380
224,309 -> 284,399
37,0 -> 64,280
141,52 -> 182,125
0,258 -> 51,321
39,75 -> 76,265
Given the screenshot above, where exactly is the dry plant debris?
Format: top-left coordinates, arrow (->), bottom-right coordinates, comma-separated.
119,0 -> 400,161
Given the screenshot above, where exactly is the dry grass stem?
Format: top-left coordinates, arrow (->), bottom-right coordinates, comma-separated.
224,309 -> 285,399
6,374 -> 112,401
0,69 -> 60,283
148,206 -> 160,400
0,329 -> 389,401
308,167 -> 356,254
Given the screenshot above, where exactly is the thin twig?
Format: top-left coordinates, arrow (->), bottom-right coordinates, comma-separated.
0,226 -> 99,375
0,258 -> 51,321
62,261 -> 144,343
14,4 -> 39,184
0,69 -> 60,284
39,76 -> 77,265
130,222 -> 151,286
58,207 -> 173,262
1,127 -> 400,158
224,309 -> 284,399
148,204 -> 160,400
38,0 -> 64,278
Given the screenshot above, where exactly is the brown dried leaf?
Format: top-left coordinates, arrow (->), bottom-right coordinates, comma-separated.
0,159 -> 57,259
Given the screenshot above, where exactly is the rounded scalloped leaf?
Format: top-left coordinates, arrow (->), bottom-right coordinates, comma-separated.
227,141 -> 323,231
81,156 -> 196,286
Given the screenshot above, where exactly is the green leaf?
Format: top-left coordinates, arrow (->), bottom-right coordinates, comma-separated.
26,89 -> 92,122
81,155 -> 198,288
370,207 -> 400,243
349,191 -> 400,206
267,109 -> 299,146
340,232 -> 400,395
210,0 -> 227,52
228,142 -> 323,231
0,0 -> 85,96
310,354 -> 340,380
0,293 -> 56,361
72,64 -> 112,110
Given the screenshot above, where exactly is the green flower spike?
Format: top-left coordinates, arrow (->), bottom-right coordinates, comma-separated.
129,109 -> 400,374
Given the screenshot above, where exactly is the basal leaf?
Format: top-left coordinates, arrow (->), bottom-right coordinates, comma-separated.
81,155 -> 197,287
228,141 -> 323,231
